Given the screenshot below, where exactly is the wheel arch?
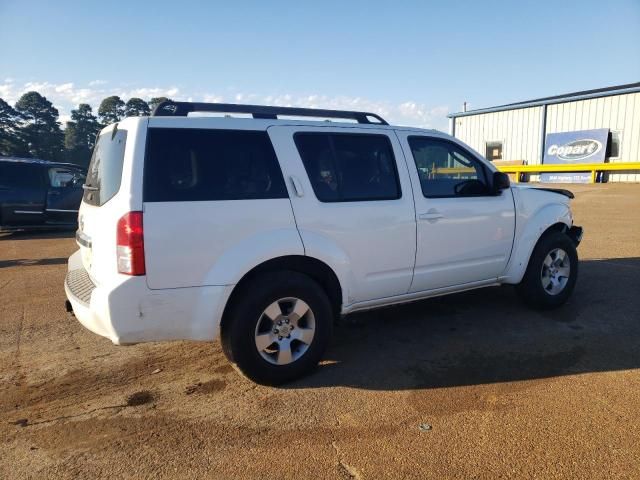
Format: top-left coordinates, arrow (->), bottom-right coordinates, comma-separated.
220,255 -> 343,341
502,201 -> 573,284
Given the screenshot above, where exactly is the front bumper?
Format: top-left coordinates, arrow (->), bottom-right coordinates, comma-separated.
64,250 -> 232,345
568,226 -> 584,246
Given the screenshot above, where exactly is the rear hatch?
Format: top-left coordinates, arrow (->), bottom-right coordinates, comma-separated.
76,124 -> 129,284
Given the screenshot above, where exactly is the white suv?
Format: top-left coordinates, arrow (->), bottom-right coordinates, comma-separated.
65,102 -> 583,384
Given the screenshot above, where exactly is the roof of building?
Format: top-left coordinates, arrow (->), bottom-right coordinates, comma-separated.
448,81 -> 640,118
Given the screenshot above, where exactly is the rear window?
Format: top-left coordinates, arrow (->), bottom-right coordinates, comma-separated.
83,128 -> 128,206
143,128 -> 288,202
294,132 -> 401,202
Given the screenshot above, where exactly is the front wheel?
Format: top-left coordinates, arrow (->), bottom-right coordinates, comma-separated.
221,271 -> 333,385
516,230 -> 578,309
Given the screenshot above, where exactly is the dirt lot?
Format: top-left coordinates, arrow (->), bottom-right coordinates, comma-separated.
1,184 -> 639,479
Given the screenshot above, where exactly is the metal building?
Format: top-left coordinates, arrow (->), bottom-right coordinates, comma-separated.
448,82 -> 640,182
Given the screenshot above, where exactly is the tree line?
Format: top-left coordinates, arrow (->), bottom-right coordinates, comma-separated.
0,91 -> 172,168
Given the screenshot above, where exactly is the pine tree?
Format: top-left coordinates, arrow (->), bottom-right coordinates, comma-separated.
14,91 -> 64,160
148,97 -> 172,113
0,98 -> 28,156
125,97 -> 150,117
64,104 -> 101,167
98,96 -> 125,125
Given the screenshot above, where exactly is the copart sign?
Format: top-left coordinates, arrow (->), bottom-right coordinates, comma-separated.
543,128 -> 609,164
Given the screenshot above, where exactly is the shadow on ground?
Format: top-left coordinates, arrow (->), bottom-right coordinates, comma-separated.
0,257 -> 69,268
0,230 -> 75,241
287,257 -> 640,390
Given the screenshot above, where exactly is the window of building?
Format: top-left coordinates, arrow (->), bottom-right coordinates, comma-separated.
485,141 -> 503,162
408,136 -> 490,198
607,131 -> 621,159
143,129 -> 288,202
294,132 -> 401,202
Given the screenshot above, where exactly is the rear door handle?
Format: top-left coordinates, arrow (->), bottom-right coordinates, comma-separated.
419,210 -> 444,221
290,176 -> 304,197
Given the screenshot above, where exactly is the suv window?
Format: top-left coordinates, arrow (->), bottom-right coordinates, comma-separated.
49,168 -> 85,188
294,133 -> 400,202
0,163 -> 44,189
408,136 -> 490,197
144,129 -> 288,202
83,128 -> 128,206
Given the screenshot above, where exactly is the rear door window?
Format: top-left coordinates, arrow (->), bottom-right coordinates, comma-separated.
83,128 -> 127,206
143,128 -> 288,202
294,132 -> 401,202
0,163 -> 45,189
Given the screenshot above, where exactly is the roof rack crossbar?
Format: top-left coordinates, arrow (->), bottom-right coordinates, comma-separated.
151,101 -> 388,125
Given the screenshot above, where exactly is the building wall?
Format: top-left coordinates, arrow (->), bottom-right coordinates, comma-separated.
545,92 -> 640,181
453,91 -> 640,182
453,106 -> 543,165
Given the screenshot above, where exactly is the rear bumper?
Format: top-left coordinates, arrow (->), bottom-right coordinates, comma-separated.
64,250 -> 232,345
568,226 -> 584,246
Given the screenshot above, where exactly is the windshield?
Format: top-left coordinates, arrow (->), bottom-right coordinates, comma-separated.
83,128 -> 128,206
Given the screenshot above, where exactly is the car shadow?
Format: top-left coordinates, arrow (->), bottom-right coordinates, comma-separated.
0,230 -> 75,241
0,227 -> 77,242
0,257 -> 69,268
286,257 -> 640,390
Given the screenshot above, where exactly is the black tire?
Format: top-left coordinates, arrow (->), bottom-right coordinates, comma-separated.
221,271 -> 333,385
516,230 -> 578,309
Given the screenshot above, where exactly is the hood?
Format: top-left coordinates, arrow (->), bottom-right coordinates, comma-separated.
511,184 -> 574,199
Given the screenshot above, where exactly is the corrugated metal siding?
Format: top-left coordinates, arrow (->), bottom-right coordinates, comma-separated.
453,91 -> 640,182
546,91 -> 640,182
454,106 -> 543,165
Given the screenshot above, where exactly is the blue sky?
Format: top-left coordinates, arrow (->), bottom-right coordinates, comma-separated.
1,0 -> 639,130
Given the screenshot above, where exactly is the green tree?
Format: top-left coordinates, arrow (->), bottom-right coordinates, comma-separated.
98,95 -> 125,125
148,97 -> 172,113
125,97 -> 150,117
15,91 -> 64,160
0,98 -> 28,156
64,104 -> 101,167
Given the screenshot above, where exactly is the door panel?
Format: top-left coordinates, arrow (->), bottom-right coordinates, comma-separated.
0,163 -> 46,226
268,126 -> 417,304
45,167 -> 84,223
397,133 -> 515,292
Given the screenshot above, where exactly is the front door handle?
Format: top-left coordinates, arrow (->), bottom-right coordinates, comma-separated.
419,210 -> 444,222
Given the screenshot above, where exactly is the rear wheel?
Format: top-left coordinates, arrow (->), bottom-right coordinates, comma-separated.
516,230 -> 578,309
221,271 -> 333,385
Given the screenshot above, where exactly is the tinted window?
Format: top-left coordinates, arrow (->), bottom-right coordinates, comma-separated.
143,129 -> 288,202
49,167 -> 85,188
408,137 -> 490,197
0,163 -> 44,189
295,133 -> 400,202
83,129 -> 128,206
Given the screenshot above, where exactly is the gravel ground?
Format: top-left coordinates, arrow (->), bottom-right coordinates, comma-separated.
1,183 -> 639,479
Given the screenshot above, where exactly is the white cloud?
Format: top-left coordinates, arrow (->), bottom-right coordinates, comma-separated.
0,79 -> 449,130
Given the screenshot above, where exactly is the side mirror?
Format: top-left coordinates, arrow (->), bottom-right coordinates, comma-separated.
492,171 -> 510,193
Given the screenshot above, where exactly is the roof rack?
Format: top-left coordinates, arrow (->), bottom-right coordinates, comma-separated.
151,101 -> 388,125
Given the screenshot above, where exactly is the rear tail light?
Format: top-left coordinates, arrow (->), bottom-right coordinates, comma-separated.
116,211 -> 145,275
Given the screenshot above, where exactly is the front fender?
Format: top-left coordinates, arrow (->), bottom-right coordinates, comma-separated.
501,202 -> 572,284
